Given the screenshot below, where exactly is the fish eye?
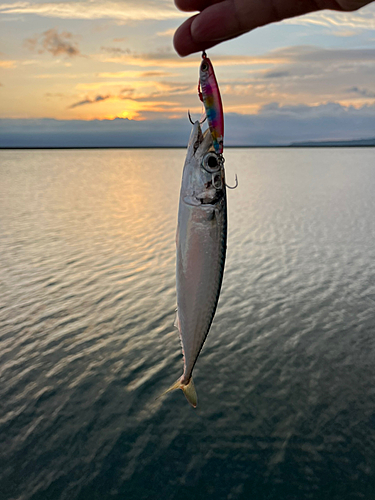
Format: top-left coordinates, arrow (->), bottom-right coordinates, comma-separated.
202,152 -> 220,173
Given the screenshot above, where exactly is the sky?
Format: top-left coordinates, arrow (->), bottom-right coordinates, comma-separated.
0,0 -> 375,146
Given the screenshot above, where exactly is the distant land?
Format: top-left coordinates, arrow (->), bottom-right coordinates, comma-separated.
1,138 -> 374,149
289,138 -> 375,147
1,136 -> 375,149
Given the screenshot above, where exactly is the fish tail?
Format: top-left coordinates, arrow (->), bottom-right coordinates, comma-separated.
158,377 -> 197,408
181,378 -> 197,408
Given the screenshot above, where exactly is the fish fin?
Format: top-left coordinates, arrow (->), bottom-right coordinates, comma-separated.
157,377 -> 197,408
174,309 -> 180,331
182,377 -> 197,408
156,378 -> 181,401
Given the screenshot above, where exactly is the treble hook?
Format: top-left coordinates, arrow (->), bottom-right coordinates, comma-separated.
226,174 -> 238,190
188,110 -> 207,125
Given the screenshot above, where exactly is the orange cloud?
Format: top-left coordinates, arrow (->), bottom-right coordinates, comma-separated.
0,0 -> 186,21
97,70 -> 175,79
97,53 -> 288,68
0,60 -> 17,68
66,96 -> 185,121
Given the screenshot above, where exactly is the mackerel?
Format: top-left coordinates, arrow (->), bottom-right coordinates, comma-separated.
164,121 -> 227,407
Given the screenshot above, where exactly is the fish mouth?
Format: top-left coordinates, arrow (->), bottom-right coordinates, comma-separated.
188,120 -> 213,157
188,120 -> 203,150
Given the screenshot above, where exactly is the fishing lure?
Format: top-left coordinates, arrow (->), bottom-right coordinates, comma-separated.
198,52 -> 224,155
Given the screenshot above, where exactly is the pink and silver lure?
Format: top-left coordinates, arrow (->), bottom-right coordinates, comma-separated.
199,52 -> 224,154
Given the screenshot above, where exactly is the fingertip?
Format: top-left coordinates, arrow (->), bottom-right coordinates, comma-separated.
190,2 -> 238,42
173,18 -> 192,56
174,0 -> 217,12
173,13 -> 223,56
174,0 -> 199,12
174,0 -> 190,12
173,16 -> 200,56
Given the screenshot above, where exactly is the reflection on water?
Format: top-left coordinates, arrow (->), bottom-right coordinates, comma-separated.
1,148 -> 375,500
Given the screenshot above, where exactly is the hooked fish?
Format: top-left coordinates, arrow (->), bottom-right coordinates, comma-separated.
163,120 -> 227,407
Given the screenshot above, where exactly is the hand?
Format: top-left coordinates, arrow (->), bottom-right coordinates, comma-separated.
173,0 -> 373,56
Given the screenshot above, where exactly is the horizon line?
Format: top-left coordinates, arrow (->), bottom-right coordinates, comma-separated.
1,145 -> 375,150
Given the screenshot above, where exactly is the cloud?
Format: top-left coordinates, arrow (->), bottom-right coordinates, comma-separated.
156,28 -> 176,37
69,94 -> 110,108
2,0 -> 374,29
25,29 -> 80,57
284,4 -> 375,30
333,30 -> 358,37
216,45 -> 375,112
75,79 -> 191,94
0,59 -> 16,68
3,41 -> 374,123
237,102 -> 375,144
64,78 -> 194,120
264,71 -> 290,79
100,46 -> 132,55
67,80 -> 193,114
97,52 -> 288,68
34,72 -> 81,79
97,70 -> 174,79
267,45 -> 375,64
97,45 -> 375,72
140,71 -> 174,78
45,92 -> 68,99
259,101 -> 351,117
1,103 -> 374,147
41,43 -> 373,121
0,0 -> 186,21
347,87 -> 375,98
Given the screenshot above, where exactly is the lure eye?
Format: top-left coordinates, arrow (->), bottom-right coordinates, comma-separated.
201,61 -> 209,72
202,152 -> 220,173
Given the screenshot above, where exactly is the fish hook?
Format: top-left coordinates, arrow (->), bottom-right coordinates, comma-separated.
198,79 -> 203,103
187,110 -> 207,125
188,110 -> 194,125
226,174 -> 238,190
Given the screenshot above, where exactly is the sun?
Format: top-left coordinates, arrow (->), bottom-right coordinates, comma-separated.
103,110 -> 141,121
118,110 -> 139,120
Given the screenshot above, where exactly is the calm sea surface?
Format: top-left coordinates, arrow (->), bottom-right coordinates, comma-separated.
1,148 -> 375,500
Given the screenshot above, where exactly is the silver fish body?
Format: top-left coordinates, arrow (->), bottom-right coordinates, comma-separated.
165,121 -> 227,407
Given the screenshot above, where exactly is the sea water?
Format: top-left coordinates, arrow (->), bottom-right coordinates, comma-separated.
1,147 -> 375,500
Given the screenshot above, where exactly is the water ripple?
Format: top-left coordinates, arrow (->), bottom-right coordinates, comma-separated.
1,148 -> 375,500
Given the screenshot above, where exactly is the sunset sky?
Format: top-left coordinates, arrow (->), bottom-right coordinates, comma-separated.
1,0 -> 375,145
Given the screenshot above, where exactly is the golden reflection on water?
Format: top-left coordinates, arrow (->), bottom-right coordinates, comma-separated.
12,149 -> 186,257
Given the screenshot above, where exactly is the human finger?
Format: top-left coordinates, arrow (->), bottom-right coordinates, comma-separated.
173,0 -> 284,56
174,0 -> 222,13
173,0 -> 375,56
173,15 -> 225,56
189,0 -> 319,44
335,0 -> 373,9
